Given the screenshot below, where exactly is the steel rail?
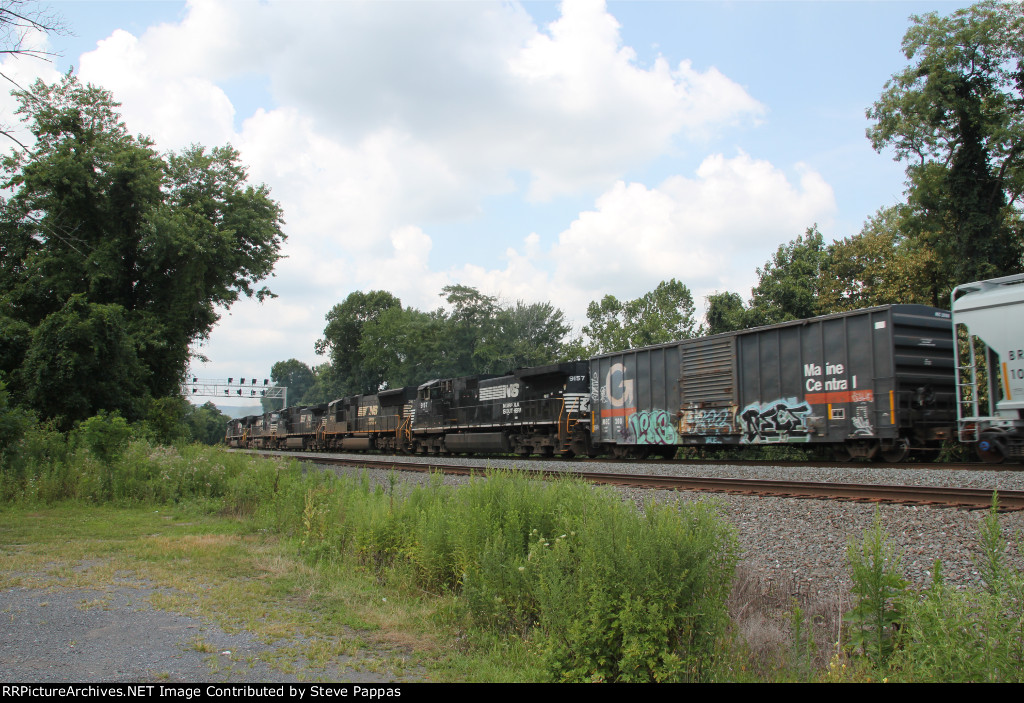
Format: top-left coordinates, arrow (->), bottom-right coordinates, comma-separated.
243,451 -> 1024,512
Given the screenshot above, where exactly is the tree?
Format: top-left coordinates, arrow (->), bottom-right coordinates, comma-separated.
439,284 -> 500,374
477,300 -> 571,372
298,363 -> 346,405
316,290 -> 402,395
818,206 -> 943,311
184,401 -> 231,445
744,226 -> 829,326
0,74 -> 286,426
583,279 -> 696,354
704,291 -> 747,335
867,1 -> 1024,289
261,359 -> 316,411
19,295 -> 145,428
0,1 -> 67,147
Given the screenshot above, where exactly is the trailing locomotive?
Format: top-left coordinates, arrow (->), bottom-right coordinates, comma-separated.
225,279 -> 1024,463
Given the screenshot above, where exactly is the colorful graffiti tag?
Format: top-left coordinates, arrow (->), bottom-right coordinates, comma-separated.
740,397 -> 812,443
625,409 -> 679,445
679,407 -> 736,436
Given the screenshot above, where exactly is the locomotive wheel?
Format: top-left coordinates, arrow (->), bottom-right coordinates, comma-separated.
977,433 -> 1007,464
879,439 -> 910,463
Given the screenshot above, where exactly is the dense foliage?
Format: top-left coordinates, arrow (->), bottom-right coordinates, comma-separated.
307,285 -> 574,400
0,74 -> 285,428
868,0 -> 1024,290
583,278 -> 697,354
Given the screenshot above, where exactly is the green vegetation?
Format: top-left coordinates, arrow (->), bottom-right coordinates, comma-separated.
0,73 -> 285,429
306,285 -> 576,402
1,420 -> 738,682
844,511 -> 908,667
582,278 -> 697,355
840,498 -> 1024,683
3,420 -> 1023,681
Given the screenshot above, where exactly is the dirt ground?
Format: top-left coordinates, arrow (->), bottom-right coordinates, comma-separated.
0,583 -> 425,683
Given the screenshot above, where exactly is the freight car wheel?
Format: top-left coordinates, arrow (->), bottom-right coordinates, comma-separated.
836,440 -> 879,462
879,439 -> 910,463
977,432 -> 1007,464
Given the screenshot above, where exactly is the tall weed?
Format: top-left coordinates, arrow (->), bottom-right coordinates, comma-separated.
888,498 -> 1024,682
844,510 -> 908,667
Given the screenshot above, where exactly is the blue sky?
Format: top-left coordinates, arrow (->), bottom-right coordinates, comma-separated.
4,0 -> 971,407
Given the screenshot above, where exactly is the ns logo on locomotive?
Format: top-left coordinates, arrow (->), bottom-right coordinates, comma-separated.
227,274 -> 1024,464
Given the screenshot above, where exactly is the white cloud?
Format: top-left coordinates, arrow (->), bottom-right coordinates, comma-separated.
77,29 -> 236,149
76,0 -> 765,201
457,152 -> 837,325
15,0 -> 827,381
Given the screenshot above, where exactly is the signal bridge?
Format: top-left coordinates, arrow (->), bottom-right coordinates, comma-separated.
182,376 -> 288,408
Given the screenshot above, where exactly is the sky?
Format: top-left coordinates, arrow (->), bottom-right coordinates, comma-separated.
1,0 -> 973,409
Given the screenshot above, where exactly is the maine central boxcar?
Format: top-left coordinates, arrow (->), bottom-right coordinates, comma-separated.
589,304 -> 956,460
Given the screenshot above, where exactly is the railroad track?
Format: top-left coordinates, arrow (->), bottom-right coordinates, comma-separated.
242,450 -> 1024,512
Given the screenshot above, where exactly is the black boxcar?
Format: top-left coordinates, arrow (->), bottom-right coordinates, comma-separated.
589,304 -> 955,460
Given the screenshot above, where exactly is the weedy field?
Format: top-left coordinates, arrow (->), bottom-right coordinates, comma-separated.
2,422 -> 1023,682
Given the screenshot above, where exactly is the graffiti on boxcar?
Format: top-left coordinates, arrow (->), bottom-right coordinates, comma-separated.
740,398 -> 812,443
625,409 -> 679,445
852,405 -> 874,436
680,407 -> 736,436
601,362 -> 635,410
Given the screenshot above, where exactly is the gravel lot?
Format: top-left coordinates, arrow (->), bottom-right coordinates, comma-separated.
0,580 -> 425,684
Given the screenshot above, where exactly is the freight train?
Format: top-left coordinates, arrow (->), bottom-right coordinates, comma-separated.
225,274 -> 1024,463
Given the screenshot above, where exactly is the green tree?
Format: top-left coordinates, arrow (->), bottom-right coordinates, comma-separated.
867,1 -> 1024,289
745,226 -> 829,326
584,279 -> 696,354
819,206 -> 943,311
0,74 -> 285,426
479,300 -> 571,372
440,284 -> 500,374
703,291 -> 747,335
184,401 -> 231,445
359,305 -> 453,388
315,290 -> 402,395
19,295 -> 145,429
298,363 -> 346,405
262,358 -> 316,411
